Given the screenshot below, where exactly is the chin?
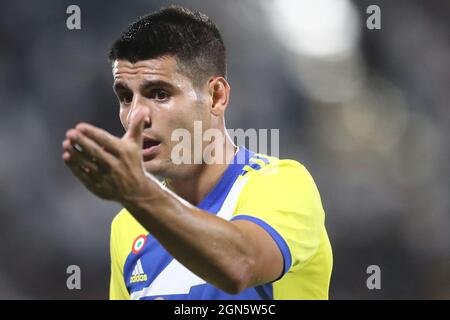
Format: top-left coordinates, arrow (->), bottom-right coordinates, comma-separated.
144,161 -> 162,174
145,160 -> 195,181
143,159 -> 171,178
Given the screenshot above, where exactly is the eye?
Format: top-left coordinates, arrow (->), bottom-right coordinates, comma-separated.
153,89 -> 170,102
119,94 -> 133,105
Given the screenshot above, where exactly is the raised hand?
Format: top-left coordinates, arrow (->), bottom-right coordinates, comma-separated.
62,109 -> 153,203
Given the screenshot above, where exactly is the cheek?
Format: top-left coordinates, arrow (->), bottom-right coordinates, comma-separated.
163,112 -> 189,138
156,97 -> 208,139
164,98 -> 194,125
119,109 -> 129,130
172,107 -> 201,132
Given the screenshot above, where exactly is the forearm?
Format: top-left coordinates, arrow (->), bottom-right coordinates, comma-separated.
122,177 -> 256,294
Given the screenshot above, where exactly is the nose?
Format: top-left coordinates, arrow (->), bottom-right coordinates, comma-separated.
126,96 -> 151,130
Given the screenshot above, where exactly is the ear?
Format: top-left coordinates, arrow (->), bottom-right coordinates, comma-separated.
208,77 -> 230,117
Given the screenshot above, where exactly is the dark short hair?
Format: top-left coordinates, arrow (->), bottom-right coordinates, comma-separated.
109,5 -> 227,87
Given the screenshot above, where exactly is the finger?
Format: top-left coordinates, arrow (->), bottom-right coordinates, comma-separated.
66,129 -> 115,169
63,139 -> 100,174
63,140 -> 102,183
75,123 -> 122,157
73,154 -> 99,174
68,160 -> 97,189
63,138 -> 104,176
62,139 -> 76,161
62,140 -> 104,194
124,108 -> 148,144
62,138 -> 88,164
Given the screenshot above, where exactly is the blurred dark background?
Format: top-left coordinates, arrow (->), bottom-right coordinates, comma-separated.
0,0 -> 448,299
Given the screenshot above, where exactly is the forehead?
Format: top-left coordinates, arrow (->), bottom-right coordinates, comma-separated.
112,56 -> 183,83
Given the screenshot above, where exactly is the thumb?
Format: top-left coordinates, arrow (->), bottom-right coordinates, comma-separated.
124,109 -> 149,144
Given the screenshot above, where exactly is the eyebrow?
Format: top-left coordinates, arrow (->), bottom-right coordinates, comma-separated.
113,82 -> 129,93
113,80 -> 178,94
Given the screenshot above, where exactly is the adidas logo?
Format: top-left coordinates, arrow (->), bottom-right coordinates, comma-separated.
130,259 -> 148,283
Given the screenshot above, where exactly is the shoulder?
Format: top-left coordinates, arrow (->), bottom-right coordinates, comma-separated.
111,208 -> 148,249
112,208 -> 135,229
237,152 -> 323,211
242,152 -> 318,188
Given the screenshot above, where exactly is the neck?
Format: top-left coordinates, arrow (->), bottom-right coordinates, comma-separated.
166,138 -> 237,206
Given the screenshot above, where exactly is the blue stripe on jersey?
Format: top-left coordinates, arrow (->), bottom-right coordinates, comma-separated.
231,215 -> 292,278
124,233 -> 173,292
123,146 -> 276,300
249,162 -> 262,171
255,154 -> 270,165
197,147 -> 253,213
139,283 -> 272,300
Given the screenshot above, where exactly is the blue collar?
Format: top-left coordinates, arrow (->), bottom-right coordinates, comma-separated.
197,146 -> 253,213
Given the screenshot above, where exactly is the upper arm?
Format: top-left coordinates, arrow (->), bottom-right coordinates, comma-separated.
230,219 -> 284,286
231,161 -> 325,286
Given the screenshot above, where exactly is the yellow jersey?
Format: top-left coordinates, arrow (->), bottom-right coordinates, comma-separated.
110,146 -> 332,299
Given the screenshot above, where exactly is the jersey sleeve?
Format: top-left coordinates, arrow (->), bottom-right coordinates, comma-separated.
109,214 -> 130,300
231,160 -> 325,277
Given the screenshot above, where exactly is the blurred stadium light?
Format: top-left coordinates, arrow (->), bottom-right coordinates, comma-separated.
260,0 -> 365,103
265,0 -> 360,58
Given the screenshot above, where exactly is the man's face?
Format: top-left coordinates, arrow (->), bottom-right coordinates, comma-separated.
112,56 -> 211,178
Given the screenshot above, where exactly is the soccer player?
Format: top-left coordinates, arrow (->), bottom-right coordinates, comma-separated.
61,6 -> 332,300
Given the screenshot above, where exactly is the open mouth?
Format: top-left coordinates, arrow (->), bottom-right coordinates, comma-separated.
142,137 -> 161,158
142,138 -> 159,150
